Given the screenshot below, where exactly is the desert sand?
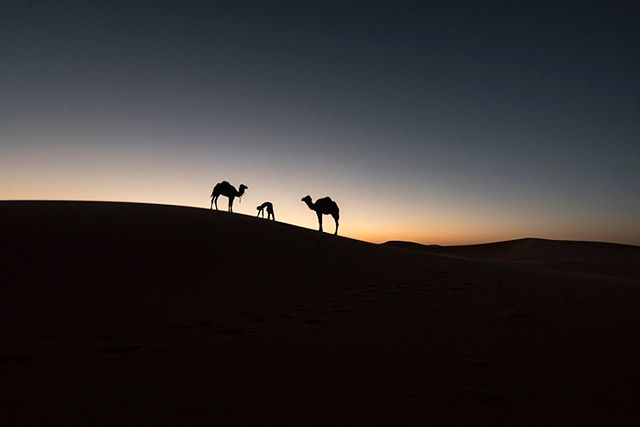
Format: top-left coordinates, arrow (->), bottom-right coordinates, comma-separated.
2,201 -> 640,425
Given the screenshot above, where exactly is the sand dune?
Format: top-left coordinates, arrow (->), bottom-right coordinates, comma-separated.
2,201 -> 640,425
385,238 -> 640,279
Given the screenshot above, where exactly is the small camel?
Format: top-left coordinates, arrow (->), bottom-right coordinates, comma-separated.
210,181 -> 248,212
301,195 -> 340,235
256,202 -> 275,220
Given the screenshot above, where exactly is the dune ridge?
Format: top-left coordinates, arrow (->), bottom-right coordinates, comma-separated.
2,201 -> 640,425
385,238 -> 640,280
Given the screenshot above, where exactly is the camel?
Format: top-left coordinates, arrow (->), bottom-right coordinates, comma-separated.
301,195 -> 340,235
256,202 -> 275,220
210,181 -> 248,212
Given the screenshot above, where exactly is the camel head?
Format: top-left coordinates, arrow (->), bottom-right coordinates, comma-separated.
236,184 -> 248,202
301,195 -> 312,203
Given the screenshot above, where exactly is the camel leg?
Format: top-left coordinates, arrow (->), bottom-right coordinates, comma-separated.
229,197 -> 234,212
210,198 -> 214,210
271,211 -> 275,221
317,211 -> 323,232
214,196 -> 219,210
333,216 -> 339,236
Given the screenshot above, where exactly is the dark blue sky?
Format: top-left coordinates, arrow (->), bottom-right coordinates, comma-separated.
2,1 -> 639,243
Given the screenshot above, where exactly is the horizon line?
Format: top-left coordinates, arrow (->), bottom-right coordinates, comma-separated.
2,198 -> 638,248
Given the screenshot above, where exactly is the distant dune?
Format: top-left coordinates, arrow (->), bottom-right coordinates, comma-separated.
385,238 -> 640,279
2,201 -> 640,425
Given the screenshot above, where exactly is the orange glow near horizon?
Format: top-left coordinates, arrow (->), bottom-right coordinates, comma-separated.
2,1 -> 640,249
1,142 -> 639,246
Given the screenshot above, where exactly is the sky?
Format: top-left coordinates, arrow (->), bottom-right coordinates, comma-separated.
1,0 -> 639,245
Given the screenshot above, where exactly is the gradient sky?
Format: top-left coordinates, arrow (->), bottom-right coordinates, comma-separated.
2,1 -> 639,245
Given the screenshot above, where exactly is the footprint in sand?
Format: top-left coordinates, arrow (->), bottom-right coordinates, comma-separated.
102,344 -> 143,354
503,311 -> 529,321
464,358 -> 489,368
216,328 -> 244,336
194,321 -> 213,328
167,323 -> 193,330
0,355 -> 36,363
92,333 -> 116,340
167,321 -> 214,330
409,387 -> 500,405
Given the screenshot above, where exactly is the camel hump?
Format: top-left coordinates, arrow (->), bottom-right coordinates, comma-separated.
320,197 -> 338,208
216,181 -> 233,190
212,180 -> 233,196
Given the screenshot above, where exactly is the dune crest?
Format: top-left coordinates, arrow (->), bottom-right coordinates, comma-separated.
385,238 -> 640,279
2,201 -> 640,425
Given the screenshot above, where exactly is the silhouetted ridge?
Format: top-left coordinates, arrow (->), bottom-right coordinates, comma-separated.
384,238 -> 640,278
2,201 -> 640,426
383,241 -> 443,251
385,237 -> 639,259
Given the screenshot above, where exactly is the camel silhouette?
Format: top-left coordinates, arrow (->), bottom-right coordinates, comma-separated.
301,195 -> 340,235
210,181 -> 248,212
256,202 -> 275,220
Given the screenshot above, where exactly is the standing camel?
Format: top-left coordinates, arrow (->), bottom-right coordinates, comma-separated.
256,202 -> 275,220
210,181 -> 248,212
301,195 -> 340,235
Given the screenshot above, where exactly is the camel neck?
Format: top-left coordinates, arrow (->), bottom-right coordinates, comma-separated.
304,199 -> 315,211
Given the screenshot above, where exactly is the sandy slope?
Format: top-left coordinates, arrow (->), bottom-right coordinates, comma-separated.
385,238 -> 640,279
2,201 -> 640,425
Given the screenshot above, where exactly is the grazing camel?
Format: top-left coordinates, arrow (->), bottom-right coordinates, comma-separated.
256,202 -> 275,220
301,195 -> 340,235
210,181 -> 248,212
